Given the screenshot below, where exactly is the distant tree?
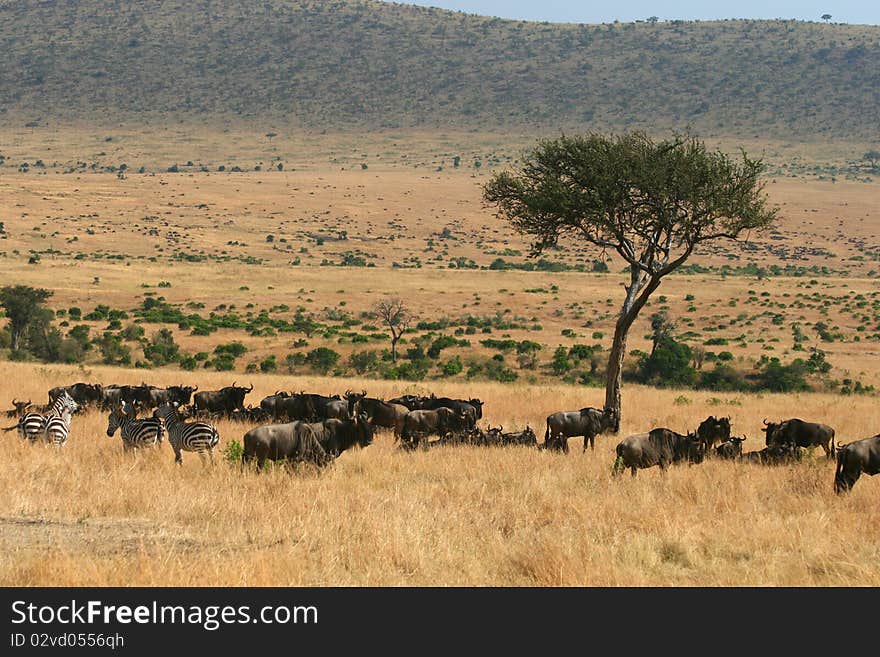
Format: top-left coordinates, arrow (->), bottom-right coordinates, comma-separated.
647,16 -> 659,24
0,285 -> 53,351
649,312 -> 676,356
484,132 -> 777,422
821,14 -> 832,22
864,150 -> 880,168
373,297 -> 414,363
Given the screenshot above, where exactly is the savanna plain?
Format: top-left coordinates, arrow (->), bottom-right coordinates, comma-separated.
1,126 -> 879,586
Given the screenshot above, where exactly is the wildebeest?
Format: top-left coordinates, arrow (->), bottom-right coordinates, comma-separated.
543,406 -> 618,453
714,436 -> 747,460
48,382 -> 104,410
193,382 -> 253,417
400,407 -> 470,448
834,435 -> 880,493
697,415 -> 731,454
387,394 -> 432,411
145,384 -> 198,408
274,393 -> 318,422
422,396 -> 484,429
296,392 -> 348,420
741,442 -> 805,465
612,428 -> 704,477
242,413 -> 373,468
355,397 -> 409,438
259,391 -> 290,418
242,422 -> 329,468
480,425 -> 538,447
763,418 -> 835,459
5,399 -> 33,418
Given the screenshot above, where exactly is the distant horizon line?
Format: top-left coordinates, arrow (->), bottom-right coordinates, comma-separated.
387,3 -> 879,27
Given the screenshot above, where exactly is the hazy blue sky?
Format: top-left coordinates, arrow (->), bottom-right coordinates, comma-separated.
392,1 -> 879,25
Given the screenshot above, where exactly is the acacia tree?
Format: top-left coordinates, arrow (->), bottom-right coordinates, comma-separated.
0,285 -> 53,352
483,132 -> 777,423
373,297 -> 414,363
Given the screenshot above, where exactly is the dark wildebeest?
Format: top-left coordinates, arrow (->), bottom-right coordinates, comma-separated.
697,415 -> 731,454
500,426 -> 538,447
387,395 -> 432,411
481,425 -> 538,447
5,399 -> 33,418
400,407 -> 470,449
355,397 -> 409,439
155,385 -> 198,408
763,418 -> 835,459
612,428 -> 705,477
714,436 -> 747,460
834,435 -> 880,493
544,406 -> 618,453
741,442 -> 804,465
242,422 -> 329,468
242,413 -> 373,468
229,406 -> 272,423
259,391 -> 290,419
296,392 -> 348,420
49,382 -> 104,410
422,396 -> 484,429
274,393 -> 318,422
193,382 -> 253,417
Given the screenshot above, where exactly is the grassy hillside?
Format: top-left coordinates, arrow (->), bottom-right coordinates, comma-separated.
0,0 -> 878,139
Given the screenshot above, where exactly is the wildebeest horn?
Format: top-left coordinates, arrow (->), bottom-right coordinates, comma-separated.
192,385 -> 198,392
11,399 -> 18,406
762,418 -> 769,426
232,380 -> 237,388
361,390 -> 366,397
247,383 -> 253,392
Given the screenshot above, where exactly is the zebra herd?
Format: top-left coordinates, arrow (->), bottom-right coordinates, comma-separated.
4,396 -> 221,466
5,391 -> 79,447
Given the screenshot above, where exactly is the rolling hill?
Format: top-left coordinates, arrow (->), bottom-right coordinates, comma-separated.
0,0 -> 878,139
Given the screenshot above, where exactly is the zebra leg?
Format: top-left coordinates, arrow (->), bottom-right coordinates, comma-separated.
208,448 -> 215,466
197,450 -> 208,467
173,446 -> 183,465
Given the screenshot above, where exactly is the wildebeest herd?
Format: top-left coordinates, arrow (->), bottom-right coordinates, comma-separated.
2,381 -> 878,493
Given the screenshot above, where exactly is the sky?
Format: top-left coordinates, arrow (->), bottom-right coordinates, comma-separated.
391,1 -> 880,25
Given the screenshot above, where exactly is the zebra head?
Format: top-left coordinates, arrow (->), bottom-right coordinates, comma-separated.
55,391 -> 79,416
106,406 -> 126,437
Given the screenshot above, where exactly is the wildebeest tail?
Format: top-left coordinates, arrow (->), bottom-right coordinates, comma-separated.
830,428 -> 836,457
544,420 -> 550,445
834,445 -> 845,493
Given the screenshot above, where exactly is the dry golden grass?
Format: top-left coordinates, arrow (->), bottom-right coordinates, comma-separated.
1,360 -> 877,586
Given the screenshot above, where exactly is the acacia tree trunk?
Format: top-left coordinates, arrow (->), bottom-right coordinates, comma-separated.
390,331 -> 401,363
604,273 -> 662,428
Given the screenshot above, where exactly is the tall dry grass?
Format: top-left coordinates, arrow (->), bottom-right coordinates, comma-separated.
0,361 -> 877,586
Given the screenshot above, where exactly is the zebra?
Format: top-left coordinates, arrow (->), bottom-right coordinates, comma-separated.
3,391 -> 77,443
153,403 -> 220,466
106,402 -> 164,451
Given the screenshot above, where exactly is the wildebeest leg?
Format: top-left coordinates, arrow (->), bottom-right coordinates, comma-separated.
561,436 -> 569,454
631,466 -> 637,477
584,434 -> 596,452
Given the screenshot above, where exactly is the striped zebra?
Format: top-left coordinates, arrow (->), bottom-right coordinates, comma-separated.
106,402 -> 164,451
3,391 -> 78,443
153,403 -> 220,466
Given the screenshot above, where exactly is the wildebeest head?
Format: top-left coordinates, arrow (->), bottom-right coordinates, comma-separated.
167,385 -> 198,405
7,399 -> 33,418
344,389 -> 367,416
468,399 -> 484,420
762,419 -> 785,446
714,435 -> 746,460
679,431 -> 706,464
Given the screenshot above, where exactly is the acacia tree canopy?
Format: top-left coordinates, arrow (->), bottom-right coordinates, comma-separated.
483,132 -> 778,422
